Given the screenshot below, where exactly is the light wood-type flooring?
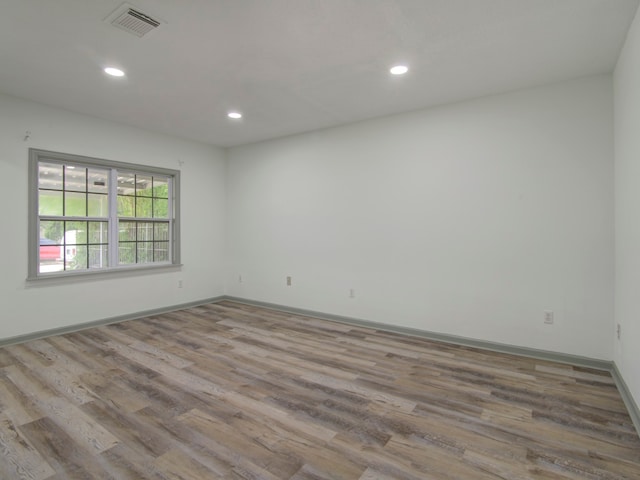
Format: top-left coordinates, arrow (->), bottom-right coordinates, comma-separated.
1,301 -> 639,479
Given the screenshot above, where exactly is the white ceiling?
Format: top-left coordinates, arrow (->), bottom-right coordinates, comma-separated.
0,0 -> 638,148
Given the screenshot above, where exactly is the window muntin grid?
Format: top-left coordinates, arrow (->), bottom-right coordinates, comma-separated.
30,149 -> 179,279
116,172 -> 171,266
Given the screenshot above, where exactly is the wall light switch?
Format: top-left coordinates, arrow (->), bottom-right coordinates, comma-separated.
543,310 -> 554,324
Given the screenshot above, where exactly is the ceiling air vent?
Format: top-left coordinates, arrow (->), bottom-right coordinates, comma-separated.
106,4 -> 162,38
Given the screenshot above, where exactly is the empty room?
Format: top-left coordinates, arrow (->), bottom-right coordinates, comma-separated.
1,0 -> 640,478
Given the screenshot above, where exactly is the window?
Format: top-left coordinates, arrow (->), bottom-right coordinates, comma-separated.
29,149 -> 180,279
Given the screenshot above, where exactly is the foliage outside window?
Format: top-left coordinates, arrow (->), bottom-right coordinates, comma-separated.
29,149 -> 180,279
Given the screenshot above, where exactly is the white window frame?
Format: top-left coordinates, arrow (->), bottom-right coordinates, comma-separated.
28,149 -> 181,281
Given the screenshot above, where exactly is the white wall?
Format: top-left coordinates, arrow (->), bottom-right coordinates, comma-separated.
0,72 -> 623,377
614,9 -> 640,408
226,75 -> 614,360
0,93 -> 226,340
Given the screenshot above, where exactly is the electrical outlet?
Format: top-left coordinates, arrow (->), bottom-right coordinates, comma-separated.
286,276 -> 292,286
617,323 -> 621,340
238,274 -> 243,283
178,279 -> 183,288
349,288 -> 355,298
543,310 -> 554,324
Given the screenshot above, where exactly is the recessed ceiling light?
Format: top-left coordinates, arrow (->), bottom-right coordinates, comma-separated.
390,65 -> 409,75
104,67 -> 125,77
228,112 -> 242,119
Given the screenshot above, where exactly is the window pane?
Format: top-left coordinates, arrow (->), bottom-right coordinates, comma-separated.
153,177 -> 169,198
88,245 -> 108,269
117,195 -> 135,217
154,242 -> 169,262
39,190 -> 63,216
40,220 -> 64,243
118,173 -> 136,196
136,175 -> 153,197
66,221 -> 87,246
65,166 -> 86,192
88,222 -> 108,244
119,221 -> 136,241
137,242 -> 153,263
87,194 -> 108,217
153,198 -> 168,218
67,245 -> 87,270
88,169 -> 109,194
137,222 -> 153,242
136,197 -> 152,218
154,223 -> 169,241
65,192 -> 86,216
119,242 -> 136,265
39,162 -> 63,190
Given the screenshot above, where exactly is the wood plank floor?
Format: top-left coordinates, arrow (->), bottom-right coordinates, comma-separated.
1,301 -> 639,479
